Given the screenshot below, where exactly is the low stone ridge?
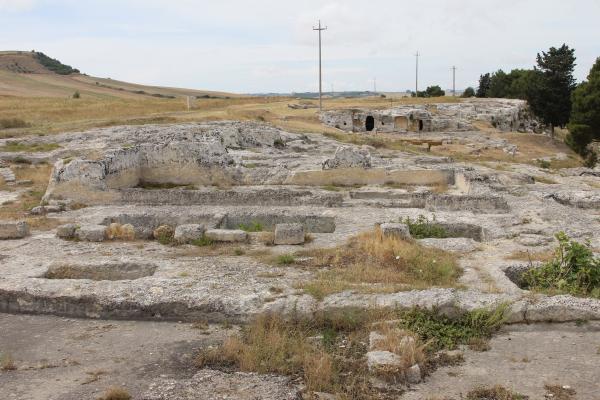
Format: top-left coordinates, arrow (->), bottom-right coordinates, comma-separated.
0,221 -> 29,240
274,223 -> 305,245
205,229 -> 248,243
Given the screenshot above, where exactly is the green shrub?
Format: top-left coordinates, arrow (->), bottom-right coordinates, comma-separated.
276,254 -> 296,265
72,91 -> 80,99
0,118 -> 29,129
398,305 -> 508,351
522,232 -> 600,298
192,236 -> 214,247
33,51 -> 79,75
403,215 -> 448,239
238,221 -> 264,232
538,159 -> 551,169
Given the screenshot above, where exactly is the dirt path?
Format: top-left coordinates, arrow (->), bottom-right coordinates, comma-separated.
404,322 -> 600,400
0,313 -> 229,400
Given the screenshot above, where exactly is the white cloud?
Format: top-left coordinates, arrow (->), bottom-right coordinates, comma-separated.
0,0 -> 37,12
1,0 -> 599,92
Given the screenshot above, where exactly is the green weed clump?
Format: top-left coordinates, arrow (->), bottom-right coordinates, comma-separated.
522,232 -> 600,298
238,221 -> 264,232
0,141 -> 60,153
192,236 -> 214,247
0,118 -> 29,129
403,215 -> 448,239
276,254 -> 296,265
398,305 -> 508,351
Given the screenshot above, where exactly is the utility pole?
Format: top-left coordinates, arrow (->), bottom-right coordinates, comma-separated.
313,20 -> 327,111
415,51 -> 420,97
451,66 -> 457,96
373,77 -> 377,94
331,83 -> 334,97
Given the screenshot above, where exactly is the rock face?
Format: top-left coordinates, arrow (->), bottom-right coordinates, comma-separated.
380,223 -> 411,240
320,98 -> 540,133
274,223 -> 305,245
322,146 -> 372,170
41,121 -> 286,204
0,221 -> 29,240
174,224 -> 206,244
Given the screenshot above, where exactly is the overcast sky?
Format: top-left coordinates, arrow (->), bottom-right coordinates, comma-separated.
1,0 -> 599,93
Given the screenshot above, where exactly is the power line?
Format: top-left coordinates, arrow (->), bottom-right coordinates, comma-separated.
313,20 -> 327,111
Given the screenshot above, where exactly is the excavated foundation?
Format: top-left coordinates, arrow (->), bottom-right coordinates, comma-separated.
43,262 -> 157,281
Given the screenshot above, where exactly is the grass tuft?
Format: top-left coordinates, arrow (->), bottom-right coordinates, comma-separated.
0,353 -> 17,371
238,221 -> 264,232
276,254 -> 296,265
466,385 -> 527,400
403,215 -> 448,239
0,141 -> 59,153
96,387 -> 131,400
298,227 -> 460,299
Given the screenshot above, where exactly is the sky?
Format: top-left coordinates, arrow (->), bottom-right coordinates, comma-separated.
1,0 -> 599,94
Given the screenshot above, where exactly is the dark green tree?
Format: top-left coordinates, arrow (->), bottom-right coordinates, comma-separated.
566,57 -> 600,164
462,87 -> 475,97
476,73 -> 491,97
528,44 -> 577,137
425,85 -> 445,97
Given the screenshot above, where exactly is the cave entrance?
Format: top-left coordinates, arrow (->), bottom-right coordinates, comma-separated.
365,116 -> 375,132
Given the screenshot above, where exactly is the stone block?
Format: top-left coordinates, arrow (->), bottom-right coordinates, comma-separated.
274,223 -> 305,245
56,223 -> 78,239
205,229 -> 247,243
366,351 -> 401,372
0,221 -> 30,240
76,225 -> 107,242
380,223 -> 411,240
405,364 -> 421,384
174,224 -> 206,244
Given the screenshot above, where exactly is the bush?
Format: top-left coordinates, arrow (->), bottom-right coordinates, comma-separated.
398,305 -> 508,351
403,215 -> 448,239
192,235 -> 214,247
33,51 -> 80,75
72,91 -> 80,99
522,232 -> 600,298
462,87 -> 476,98
276,254 -> 296,265
238,221 -> 264,232
0,118 -> 29,129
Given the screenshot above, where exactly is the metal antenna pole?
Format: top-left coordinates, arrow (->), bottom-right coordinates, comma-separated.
313,20 -> 327,111
452,66 -> 457,96
415,51 -> 420,97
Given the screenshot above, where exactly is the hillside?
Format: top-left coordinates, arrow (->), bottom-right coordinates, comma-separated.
0,51 -> 239,99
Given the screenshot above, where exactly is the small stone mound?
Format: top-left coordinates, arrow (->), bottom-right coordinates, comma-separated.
0,221 -> 29,240
322,146 -> 372,170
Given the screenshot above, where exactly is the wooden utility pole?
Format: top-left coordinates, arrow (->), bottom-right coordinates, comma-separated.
313,20 -> 327,111
415,51 -> 420,97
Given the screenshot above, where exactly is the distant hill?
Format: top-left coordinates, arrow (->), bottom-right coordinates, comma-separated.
0,50 -> 240,99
